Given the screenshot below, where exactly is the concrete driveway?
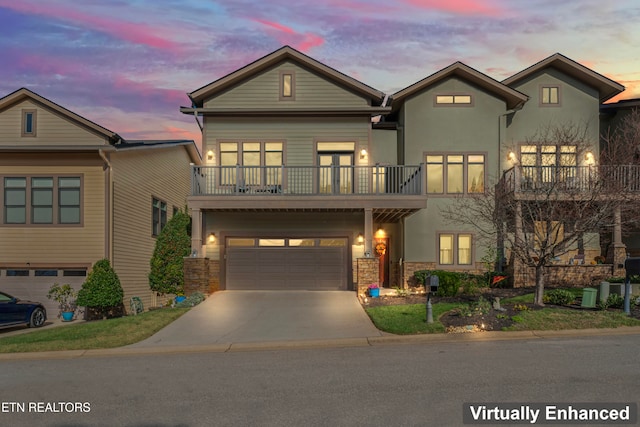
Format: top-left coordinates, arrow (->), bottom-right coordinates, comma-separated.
130,291 -> 383,348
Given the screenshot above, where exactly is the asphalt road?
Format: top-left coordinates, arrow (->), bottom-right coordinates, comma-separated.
1,334 -> 638,426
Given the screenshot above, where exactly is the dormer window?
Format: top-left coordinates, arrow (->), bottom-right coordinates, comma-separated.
435,94 -> 472,106
541,86 -> 560,106
22,110 -> 36,137
280,71 -> 295,100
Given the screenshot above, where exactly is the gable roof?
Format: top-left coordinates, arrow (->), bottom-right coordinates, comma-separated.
502,53 -> 625,102
392,62 -> 528,110
0,87 -> 120,143
116,139 -> 202,164
188,45 -> 386,106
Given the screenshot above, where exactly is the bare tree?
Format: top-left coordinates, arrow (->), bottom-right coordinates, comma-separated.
443,122 -> 629,306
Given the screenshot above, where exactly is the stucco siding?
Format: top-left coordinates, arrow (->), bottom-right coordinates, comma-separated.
111,146 -> 192,309
0,99 -> 108,146
205,61 -> 369,109
0,165 -> 105,264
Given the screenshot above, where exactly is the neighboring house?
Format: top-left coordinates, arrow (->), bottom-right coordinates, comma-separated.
0,88 -> 201,314
181,45 -> 631,292
600,97 -> 640,256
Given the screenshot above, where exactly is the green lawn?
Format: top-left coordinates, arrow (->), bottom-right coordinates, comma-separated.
365,302 -> 463,334
504,308 -> 640,331
0,308 -> 189,353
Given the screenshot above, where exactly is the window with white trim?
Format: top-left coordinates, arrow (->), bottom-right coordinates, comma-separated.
152,197 -> 167,236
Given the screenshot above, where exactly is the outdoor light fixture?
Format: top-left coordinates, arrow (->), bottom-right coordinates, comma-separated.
357,233 -> 364,244
360,148 -> 368,159
585,151 -> 595,165
375,227 -> 386,239
208,232 -> 216,243
207,150 -> 214,161
507,151 -> 517,163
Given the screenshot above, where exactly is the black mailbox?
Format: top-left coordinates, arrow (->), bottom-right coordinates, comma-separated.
427,275 -> 439,293
624,257 -> 640,277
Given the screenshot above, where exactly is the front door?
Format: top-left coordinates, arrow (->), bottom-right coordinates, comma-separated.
318,153 -> 353,194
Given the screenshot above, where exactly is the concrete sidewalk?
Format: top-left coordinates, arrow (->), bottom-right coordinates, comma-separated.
129,290 -> 384,348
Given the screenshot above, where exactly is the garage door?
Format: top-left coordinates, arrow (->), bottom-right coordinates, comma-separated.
0,268 -> 87,317
226,237 -> 348,290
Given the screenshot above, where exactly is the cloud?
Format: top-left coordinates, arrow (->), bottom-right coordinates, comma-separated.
400,0 -> 506,16
251,19 -> 325,52
0,0 -> 180,51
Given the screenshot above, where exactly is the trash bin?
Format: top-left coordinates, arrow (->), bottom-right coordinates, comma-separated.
598,282 -> 610,303
581,287 -> 597,308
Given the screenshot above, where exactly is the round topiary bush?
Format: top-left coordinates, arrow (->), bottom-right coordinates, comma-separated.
76,258 -> 124,319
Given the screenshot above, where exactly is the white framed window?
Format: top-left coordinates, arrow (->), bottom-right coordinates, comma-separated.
152,197 -> 167,236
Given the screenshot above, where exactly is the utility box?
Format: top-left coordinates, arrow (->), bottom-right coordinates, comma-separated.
581,287 -> 597,308
598,282 -> 610,303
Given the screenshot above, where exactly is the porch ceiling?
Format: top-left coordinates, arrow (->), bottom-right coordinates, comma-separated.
187,195 -> 426,222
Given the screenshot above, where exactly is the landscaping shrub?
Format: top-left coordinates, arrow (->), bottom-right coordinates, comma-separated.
543,289 -> 575,306
149,210 -> 191,296
175,292 -> 205,308
76,259 -> 124,319
415,270 -> 459,296
606,293 -> 624,309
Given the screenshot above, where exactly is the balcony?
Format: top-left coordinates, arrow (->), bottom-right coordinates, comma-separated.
188,164 -> 427,221
500,165 -> 640,197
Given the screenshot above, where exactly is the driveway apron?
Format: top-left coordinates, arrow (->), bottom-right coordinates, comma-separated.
130,291 -> 383,347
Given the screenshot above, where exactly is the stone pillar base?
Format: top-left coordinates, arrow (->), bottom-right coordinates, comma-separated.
607,244 -> 627,277
357,258 -> 379,296
184,257 -> 220,296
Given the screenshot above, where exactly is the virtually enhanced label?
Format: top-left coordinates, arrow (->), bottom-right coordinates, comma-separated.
463,403 -> 637,424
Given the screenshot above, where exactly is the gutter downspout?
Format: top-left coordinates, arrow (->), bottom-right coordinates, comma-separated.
99,149 -> 113,263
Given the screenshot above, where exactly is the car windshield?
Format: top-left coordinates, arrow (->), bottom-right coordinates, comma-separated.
0,292 -> 16,302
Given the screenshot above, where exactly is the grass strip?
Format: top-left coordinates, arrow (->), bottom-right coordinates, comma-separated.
0,308 -> 189,353
365,303 -> 463,334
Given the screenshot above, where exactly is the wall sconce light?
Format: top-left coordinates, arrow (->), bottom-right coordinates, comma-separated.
357,233 -> 364,245
585,151 -> 595,165
507,151 -> 517,163
207,150 -> 214,161
208,232 -> 216,243
375,227 -> 386,239
360,149 -> 368,160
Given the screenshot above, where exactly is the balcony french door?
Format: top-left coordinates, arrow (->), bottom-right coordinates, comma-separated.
318,153 -> 353,194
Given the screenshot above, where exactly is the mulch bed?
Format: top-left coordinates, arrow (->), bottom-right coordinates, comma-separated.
362,287 -> 640,333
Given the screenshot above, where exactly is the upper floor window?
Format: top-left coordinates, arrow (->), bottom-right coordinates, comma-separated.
152,197 -> 167,237
219,141 -> 284,186
426,153 -> 485,194
540,86 -> 560,106
435,94 -> 472,106
22,110 -> 37,137
280,71 -> 295,100
2,175 -> 82,225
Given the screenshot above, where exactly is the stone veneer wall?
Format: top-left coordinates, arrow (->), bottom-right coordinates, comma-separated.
356,258 -> 379,296
510,263 -> 614,288
183,257 -> 219,296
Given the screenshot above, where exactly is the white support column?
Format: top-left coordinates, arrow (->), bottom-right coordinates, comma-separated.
191,208 -> 203,257
364,208 -> 373,258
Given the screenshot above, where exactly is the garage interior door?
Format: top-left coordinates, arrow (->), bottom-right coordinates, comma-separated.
0,269 -> 87,317
226,237 -> 348,290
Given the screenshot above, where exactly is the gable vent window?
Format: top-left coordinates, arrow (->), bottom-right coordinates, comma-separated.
280,72 -> 295,100
435,94 -> 472,106
22,110 -> 37,137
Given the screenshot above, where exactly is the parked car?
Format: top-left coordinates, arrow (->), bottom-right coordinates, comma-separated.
0,291 -> 47,329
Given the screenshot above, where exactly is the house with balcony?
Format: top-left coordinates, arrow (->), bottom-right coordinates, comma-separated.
0,88 -> 200,313
181,46 -> 426,293
183,46 -> 632,292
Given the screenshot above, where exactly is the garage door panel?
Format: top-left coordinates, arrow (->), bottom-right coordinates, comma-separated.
226,239 -> 347,290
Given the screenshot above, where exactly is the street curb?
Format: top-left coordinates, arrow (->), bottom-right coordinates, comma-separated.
1,326 -> 640,361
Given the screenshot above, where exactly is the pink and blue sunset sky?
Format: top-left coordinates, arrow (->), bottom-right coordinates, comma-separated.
1,0 -> 639,146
